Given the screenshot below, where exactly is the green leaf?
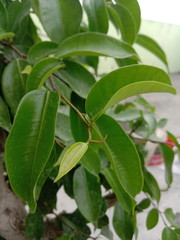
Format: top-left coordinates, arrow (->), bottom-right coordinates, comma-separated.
55,236 -> 72,240
55,112 -> 74,145
136,198 -> 151,212
0,96 -> 11,131
143,170 -> 161,202
164,208 -> 177,227
5,90 -> 60,213
80,146 -> 101,177
70,93 -> 88,142
111,109 -> 141,122
26,58 -> 65,92
54,142 -> 88,182
25,210 -> 45,240
28,41 -> 58,64
83,0 -> 109,33
7,0 -> 31,32
0,1 -> 8,29
108,4 -> 136,44
2,58 -> 29,114
73,166 -> 102,222
113,203 -> 135,240
162,227 -> 179,240
0,28 -> 15,41
115,57 -> 138,67
157,118 -> 168,128
86,65 -> 176,120
57,60 -> 96,99
76,56 -> 99,72
142,110 -> 156,137
38,0 -> 82,43
95,115 -> 143,197
159,143 -> 174,187
136,34 -> 168,68
102,168 -> 136,213
55,32 -> 137,59
134,96 -> 155,111
146,208 -> 159,230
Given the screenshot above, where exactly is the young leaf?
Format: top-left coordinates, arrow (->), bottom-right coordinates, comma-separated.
25,210 -> 44,240
136,198 -> 151,212
2,59 -> 29,114
73,166 -> 102,222
57,60 -> 96,99
108,4 -> 136,44
0,96 -> 11,132
0,1 -> 8,29
162,227 -> 179,240
55,32 -> 137,59
143,170 -> 161,202
38,0 -> 82,43
28,41 -> 58,64
113,203 -> 135,240
54,142 -> 88,182
80,146 -> 101,177
83,0 -> 109,33
0,28 -> 15,41
142,110 -> 156,137
95,114 -> 143,197
5,90 -> 60,213
86,65 -> 176,120
136,34 -> 168,68
159,143 -> 174,187
146,208 -> 159,230
26,58 -> 65,92
102,168 -> 136,213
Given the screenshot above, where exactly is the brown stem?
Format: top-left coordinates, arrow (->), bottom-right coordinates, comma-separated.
131,136 -> 174,147
0,41 -> 26,59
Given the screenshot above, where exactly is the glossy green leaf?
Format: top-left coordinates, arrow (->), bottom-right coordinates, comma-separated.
162,227 -> 179,240
55,32 -> 137,59
76,56 -> 99,72
7,0 -> 31,32
5,90 -> 60,212
0,28 -> 15,41
159,143 -> 174,187
54,142 -> 88,182
0,96 -> 11,131
55,236 -> 72,240
2,58 -> 29,114
25,210 -> 45,240
26,58 -> 65,92
146,208 -> 159,230
136,34 -> 168,67
86,65 -> 176,120
0,1 -> 8,29
83,0 -> 109,33
115,57 -> 138,67
164,208 -> 177,227
73,166 -> 102,222
113,203 -> 135,240
115,0 -> 141,33
108,4 -> 136,44
103,168 -> 136,213
28,41 -> 58,64
70,93 -> 88,142
143,170 -> 161,202
80,146 -> 101,176
57,60 -> 96,98
38,0 -> 82,43
95,114 -> 143,197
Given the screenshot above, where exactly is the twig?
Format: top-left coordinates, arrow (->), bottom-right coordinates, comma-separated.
0,40 -> 26,59
131,136 -> 174,147
49,75 -> 89,127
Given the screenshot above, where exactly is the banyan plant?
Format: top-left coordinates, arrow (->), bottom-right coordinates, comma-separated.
0,0 -> 180,239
